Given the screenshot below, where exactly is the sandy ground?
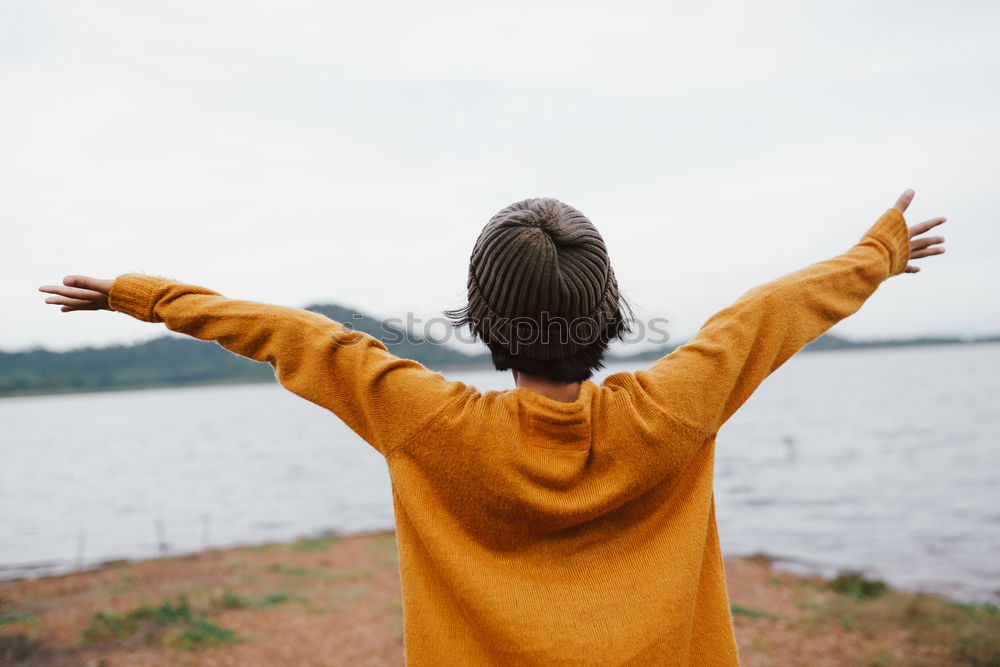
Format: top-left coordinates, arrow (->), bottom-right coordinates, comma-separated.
1,532 -> 997,666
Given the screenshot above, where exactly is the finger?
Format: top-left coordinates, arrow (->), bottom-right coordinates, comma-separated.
893,189 -> 915,213
910,247 -> 946,259
60,303 -> 104,312
904,264 -> 921,273
908,217 -> 947,237
910,236 -> 945,251
38,285 -> 107,300
63,275 -> 114,294
44,295 -> 102,308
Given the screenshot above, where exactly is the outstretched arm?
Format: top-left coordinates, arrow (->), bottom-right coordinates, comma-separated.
632,189 -> 946,435
39,275 -> 471,455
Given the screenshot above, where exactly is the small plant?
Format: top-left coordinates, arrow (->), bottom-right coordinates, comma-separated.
211,590 -> 252,610
164,620 -> 243,651
268,564 -> 319,577
81,596 -> 193,643
258,592 -> 299,607
830,572 -> 888,600
79,594 -> 242,651
730,605 -> 772,620
0,613 -> 37,626
290,536 -> 341,552
209,588 -> 298,609
957,621 -> 1000,665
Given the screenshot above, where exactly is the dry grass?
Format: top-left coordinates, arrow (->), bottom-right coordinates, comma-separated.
1,533 -> 997,666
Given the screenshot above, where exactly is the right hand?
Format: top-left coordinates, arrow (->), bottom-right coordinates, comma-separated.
893,189 -> 947,274
39,275 -> 114,312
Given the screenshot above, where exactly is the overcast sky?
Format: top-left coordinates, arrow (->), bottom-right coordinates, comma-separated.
2,0 -> 998,353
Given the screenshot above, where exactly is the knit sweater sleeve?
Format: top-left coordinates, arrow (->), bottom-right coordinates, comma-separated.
107,277 -> 470,455
633,208 -> 911,435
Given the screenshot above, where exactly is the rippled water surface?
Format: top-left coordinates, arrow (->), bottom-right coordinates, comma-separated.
2,343 -> 998,601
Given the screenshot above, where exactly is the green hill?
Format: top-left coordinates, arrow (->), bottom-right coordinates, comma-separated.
0,304 -> 487,397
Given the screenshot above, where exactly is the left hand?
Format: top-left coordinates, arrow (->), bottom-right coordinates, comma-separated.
892,189 -> 947,274
39,276 -> 114,312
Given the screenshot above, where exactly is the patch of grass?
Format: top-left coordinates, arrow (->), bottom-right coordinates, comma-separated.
0,612 -> 37,626
730,604 -> 774,620
80,594 -> 245,652
210,588 -> 299,610
258,592 -> 300,607
81,596 -> 193,643
956,612 -> 1000,666
268,564 -> 321,577
210,590 -> 253,610
812,585 -> 1000,665
266,563 -> 370,583
163,620 -> 243,651
290,535 -> 341,552
951,601 -> 1000,620
830,572 -> 889,600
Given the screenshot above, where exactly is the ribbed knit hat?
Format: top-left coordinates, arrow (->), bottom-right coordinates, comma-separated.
455,198 -> 621,361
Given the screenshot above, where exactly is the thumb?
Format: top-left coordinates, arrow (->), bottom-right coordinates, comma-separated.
893,189 -> 915,214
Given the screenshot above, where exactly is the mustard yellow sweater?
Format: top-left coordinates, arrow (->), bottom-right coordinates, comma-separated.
108,208 -> 910,666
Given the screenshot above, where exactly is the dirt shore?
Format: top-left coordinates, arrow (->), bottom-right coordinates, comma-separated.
1,532 -> 997,666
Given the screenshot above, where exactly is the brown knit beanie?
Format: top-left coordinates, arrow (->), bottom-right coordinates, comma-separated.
454,198 -> 621,361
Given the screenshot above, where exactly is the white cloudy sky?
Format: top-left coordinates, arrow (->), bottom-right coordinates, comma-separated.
2,0 -> 998,352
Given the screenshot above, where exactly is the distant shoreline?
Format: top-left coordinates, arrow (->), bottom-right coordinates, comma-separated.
2,337 -> 997,400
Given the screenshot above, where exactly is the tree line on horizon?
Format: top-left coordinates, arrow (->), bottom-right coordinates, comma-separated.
1,302 -> 996,398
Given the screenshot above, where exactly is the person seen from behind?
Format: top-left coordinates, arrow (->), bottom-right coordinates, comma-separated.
40,189 -> 947,665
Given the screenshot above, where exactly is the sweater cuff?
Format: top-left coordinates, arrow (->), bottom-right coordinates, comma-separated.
108,274 -> 172,322
862,208 -> 910,276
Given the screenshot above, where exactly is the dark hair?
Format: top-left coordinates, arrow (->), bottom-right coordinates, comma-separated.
447,198 -> 633,383
477,307 -> 632,383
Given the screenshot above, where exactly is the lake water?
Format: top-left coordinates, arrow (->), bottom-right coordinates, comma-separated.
1,343 -> 998,602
